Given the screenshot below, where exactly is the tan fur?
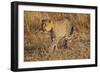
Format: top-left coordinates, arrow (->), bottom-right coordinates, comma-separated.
45,19 -> 72,39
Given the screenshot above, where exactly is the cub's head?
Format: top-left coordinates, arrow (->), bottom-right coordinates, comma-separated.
43,20 -> 54,32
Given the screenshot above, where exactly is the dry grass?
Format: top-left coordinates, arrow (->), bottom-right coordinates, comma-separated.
24,11 -> 90,61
